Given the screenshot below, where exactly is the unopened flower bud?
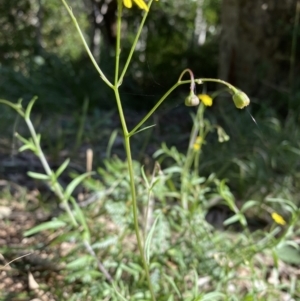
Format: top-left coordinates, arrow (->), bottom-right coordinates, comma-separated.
185,92 -> 199,107
232,90 -> 250,109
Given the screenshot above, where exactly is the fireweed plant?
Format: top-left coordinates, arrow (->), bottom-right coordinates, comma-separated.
0,0 -> 262,299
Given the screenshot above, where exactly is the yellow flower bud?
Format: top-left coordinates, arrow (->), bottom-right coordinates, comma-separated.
185,92 -> 199,107
232,90 -> 250,109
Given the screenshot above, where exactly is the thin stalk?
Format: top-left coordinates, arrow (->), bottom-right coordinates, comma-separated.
25,113 -> 114,283
129,77 -> 230,136
124,135 -> 156,301
115,1 -> 122,86
193,104 -> 206,173
61,0 -> 113,89
129,80 -> 191,136
201,78 -> 236,91
118,0 -> 155,86
113,3 -> 155,298
24,117 -> 78,227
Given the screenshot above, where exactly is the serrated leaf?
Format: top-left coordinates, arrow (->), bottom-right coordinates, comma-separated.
24,219 -> 66,236
27,171 -> 50,180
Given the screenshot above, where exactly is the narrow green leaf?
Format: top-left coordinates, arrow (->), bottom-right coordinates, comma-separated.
25,96 -> 38,120
112,283 -> 129,301
70,197 -> 90,242
55,158 -> 70,178
19,144 -> 36,153
200,292 -> 225,301
144,213 -> 161,263
24,219 -> 66,236
163,274 -> 181,297
106,129 -> 118,158
241,200 -> 259,212
36,133 -> 41,144
141,165 -> 149,188
163,166 -> 182,174
129,124 -> 156,137
149,177 -> 161,191
66,255 -> 92,270
64,172 -> 94,200
275,244 -> 300,265
0,99 -> 25,117
15,133 -> 31,145
27,171 -> 50,180
223,214 -> 241,226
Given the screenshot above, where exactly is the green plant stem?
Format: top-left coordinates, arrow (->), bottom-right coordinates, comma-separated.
24,117 -> 78,227
118,0 -> 155,85
180,103 -> 205,210
114,87 -> 157,301
125,136 -> 156,300
201,78 -> 236,91
115,1 -> 122,86
61,0 -> 113,89
129,77 -> 235,137
129,80 -> 191,136
114,4 -> 156,297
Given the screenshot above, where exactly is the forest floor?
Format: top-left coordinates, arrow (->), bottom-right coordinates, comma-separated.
0,108 -> 299,300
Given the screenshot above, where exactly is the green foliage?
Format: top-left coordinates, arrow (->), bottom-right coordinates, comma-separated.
1,1 -> 300,300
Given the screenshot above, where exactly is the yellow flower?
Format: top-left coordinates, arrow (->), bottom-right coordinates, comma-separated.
193,136 -> 203,151
198,94 -> 213,106
271,212 -> 286,226
123,0 -> 149,11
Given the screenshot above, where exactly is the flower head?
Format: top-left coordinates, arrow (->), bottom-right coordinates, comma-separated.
232,90 -> 250,109
193,136 -> 203,151
271,212 -> 286,226
198,94 -> 213,106
123,0 -> 149,11
185,92 -> 199,107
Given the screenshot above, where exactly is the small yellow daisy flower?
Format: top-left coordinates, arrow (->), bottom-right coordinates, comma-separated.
271,212 -> 286,226
198,94 -> 213,107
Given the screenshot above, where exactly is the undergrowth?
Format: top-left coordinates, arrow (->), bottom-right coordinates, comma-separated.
0,0 -> 300,300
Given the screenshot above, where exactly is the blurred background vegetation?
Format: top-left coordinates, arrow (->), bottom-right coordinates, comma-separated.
1,1 -> 300,299
0,0 -> 300,201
